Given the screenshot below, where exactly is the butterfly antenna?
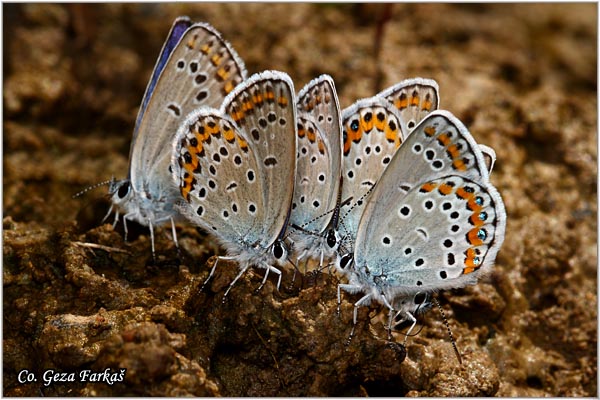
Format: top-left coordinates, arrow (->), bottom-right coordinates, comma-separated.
289,224 -> 322,238
340,185 -> 374,223
72,179 -> 113,199
303,206 -> 337,228
328,175 -> 351,229
283,194 -> 350,241
433,297 -> 462,364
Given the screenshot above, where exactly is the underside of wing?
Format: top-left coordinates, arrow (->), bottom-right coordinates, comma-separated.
130,22 -> 247,190
339,97 -> 408,244
356,175 -> 505,295
221,71 -> 297,245
290,116 -> 334,233
354,110 -> 502,294
378,77 -> 440,131
172,108 -> 266,245
291,75 -> 343,233
135,16 -> 192,131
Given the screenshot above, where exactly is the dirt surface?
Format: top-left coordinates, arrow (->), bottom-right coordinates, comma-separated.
3,3 -> 597,396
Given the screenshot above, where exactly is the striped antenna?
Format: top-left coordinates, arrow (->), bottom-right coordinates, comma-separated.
72,179 -> 113,199
433,297 -> 462,365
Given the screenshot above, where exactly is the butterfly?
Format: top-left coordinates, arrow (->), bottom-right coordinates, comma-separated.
336,110 -> 506,344
106,17 -> 247,256
287,75 -> 344,272
171,71 -> 297,298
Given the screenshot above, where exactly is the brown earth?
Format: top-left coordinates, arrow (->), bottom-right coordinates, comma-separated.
3,3 -> 597,396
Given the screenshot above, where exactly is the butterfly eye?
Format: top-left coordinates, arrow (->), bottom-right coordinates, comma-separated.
326,229 -> 337,248
272,241 -> 287,260
117,182 -> 130,199
339,253 -> 353,270
414,292 -> 427,305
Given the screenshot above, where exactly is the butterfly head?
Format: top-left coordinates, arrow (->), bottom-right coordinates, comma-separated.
271,239 -> 289,264
108,179 -> 134,207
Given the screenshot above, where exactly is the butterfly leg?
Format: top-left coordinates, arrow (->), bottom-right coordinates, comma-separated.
337,283 -> 362,315
111,208 -> 120,228
290,268 -> 298,289
201,256 -> 222,292
320,247 -> 335,276
380,293 -> 396,340
256,265 -> 282,292
274,266 -> 282,290
346,293 -> 372,344
256,265 -> 271,292
167,216 -> 183,259
319,248 -> 325,272
147,219 -> 156,260
291,254 -> 305,286
352,293 -> 372,326
102,204 -> 114,224
223,263 -> 251,302
287,256 -> 300,291
122,213 -> 130,242
295,249 -> 307,274
170,217 -> 179,249
402,311 -> 417,347
336,284 -> 345,315
386,308 -> 396,341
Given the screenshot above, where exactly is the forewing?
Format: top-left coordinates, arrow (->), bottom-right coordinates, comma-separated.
130,22 -> 247,190
290,116 -> 333,232
134,16 -> 192,131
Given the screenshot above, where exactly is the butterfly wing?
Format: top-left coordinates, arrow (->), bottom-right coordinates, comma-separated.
290,117 -> 332,231
172,108 -> 267,246
339,97 -> 408,246
129,22 -> 247,194
291,75 -> 343,233
354,110 -> 505,296
377,77 -> 440,131
379,78 -> 497,173
220,71 -> 297,248
133,16 -> 192,133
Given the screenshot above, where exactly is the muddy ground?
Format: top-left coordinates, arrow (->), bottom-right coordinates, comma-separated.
3,3 -> 597,396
